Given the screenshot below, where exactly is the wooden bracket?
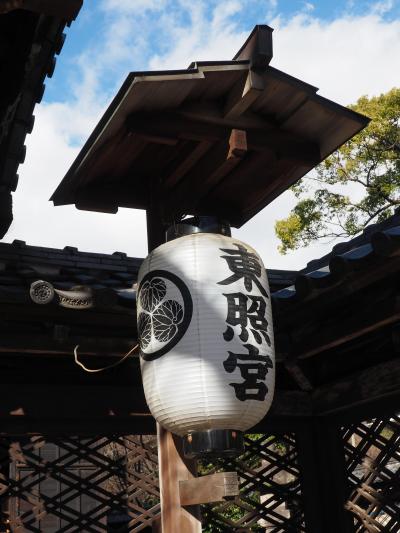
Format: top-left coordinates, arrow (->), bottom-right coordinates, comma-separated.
228,129 -> 248,159
179,472 -> 239,506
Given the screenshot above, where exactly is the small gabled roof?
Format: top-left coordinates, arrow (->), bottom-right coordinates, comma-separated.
51,25 -> 369,228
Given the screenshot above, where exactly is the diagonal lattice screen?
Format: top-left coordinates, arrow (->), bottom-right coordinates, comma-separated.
0,433 -> 304,532
201,434 -> 305,532
0,435 -> 160,532
343,415 -> 400,532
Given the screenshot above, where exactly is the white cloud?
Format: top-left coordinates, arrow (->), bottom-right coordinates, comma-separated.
371,0 -> 395,15
5,2 -> 400,271
100,0 -> 167,14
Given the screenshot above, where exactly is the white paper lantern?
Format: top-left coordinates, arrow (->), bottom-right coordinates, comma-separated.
137,231 -> 275,454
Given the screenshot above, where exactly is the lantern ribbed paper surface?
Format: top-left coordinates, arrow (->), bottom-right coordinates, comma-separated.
137,233 -> 275,437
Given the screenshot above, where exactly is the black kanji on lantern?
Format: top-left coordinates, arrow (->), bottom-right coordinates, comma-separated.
222,292 -> 271,345
223,344 -> 273,401
218,243 -> 269,298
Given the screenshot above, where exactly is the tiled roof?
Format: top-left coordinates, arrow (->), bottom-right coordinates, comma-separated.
0,240 -> 297,311
273,213 -> 400,306
0,2 -> 82,237
0,240 -> 141,308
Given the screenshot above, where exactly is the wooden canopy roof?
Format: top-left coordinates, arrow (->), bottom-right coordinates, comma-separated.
51,25 -> 369,227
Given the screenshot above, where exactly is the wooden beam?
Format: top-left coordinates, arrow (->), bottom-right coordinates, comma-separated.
224,70 -> 265,119
126,109 -> 320,163
275,284 -> 400,360
165,139 -> 232,216
283,359 -> 314,392
0,334 -> 136,357
0,384 -> 156,435
313,357 -> 400,416
180,472 -> 239,506
179,101 -> 274,131
164,140 -> 213,189
0,301 -> 135,328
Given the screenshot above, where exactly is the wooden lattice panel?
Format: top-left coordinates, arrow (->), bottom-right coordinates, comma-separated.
343,415 -> 400,532
202,433 -> 305,532
0,435 -> 160,532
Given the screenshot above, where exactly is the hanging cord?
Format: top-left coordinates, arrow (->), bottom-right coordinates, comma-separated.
73,343 -> 139,373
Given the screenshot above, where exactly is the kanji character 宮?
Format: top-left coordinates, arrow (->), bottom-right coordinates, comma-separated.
223,343 -> 273,401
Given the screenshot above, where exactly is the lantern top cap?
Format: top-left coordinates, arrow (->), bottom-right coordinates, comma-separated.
51,25 -> 369,228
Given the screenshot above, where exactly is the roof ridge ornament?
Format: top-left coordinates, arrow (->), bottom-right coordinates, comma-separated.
233,25 -> 273,70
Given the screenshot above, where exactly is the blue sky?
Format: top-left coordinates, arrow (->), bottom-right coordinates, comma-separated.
6,0 -> 400,269
45,0 -> 400,106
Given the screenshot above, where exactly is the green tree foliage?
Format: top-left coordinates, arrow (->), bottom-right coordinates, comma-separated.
275,88 -> 400,254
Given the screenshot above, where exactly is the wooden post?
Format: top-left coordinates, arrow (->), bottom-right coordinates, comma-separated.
146,204 -> 202,533
297,420 -> 353,533
157,425 -> 202,532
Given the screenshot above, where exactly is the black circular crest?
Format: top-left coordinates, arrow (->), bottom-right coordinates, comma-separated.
137,270 -> 193,361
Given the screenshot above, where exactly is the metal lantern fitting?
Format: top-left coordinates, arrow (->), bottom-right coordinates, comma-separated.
137,217 -> 275,458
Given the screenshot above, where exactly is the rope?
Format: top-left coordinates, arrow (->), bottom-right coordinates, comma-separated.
73,343 -> 139,373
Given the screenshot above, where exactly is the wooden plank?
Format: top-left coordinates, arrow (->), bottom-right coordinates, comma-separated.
180,472 -> 238,506
158,426 -> 201,533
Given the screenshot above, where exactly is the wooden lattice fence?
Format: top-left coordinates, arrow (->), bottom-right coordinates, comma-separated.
0,433 -> 305,532
0,435 -> 160,532
2,423 -> 399,532
201,434 -> 305,532
343,415 -> 400,532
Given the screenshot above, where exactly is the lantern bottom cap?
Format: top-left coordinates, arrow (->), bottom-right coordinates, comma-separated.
183,429 -> 244,459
